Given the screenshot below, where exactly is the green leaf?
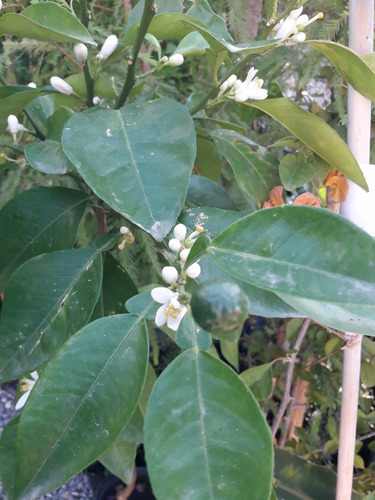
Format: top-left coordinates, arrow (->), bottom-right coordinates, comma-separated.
125,291 -> 159,320
0,415 -> 19,499
195,138 -> 222,181
209,206 -> 375,332
184,232 -> 211,269
250,98 -> 367,191
46,106 -> 74,141
186,0 -> 233,43
0,187 -> 89,291
180,207 -> 301,318
14,314 -> 148,500
274,449 -> 362,500
279,154 -> 315,191
240,363 -> 273,402
100,438 -> 137,485
175,309 -> 212,350
25,140 -> 73,174
212,129 -> 277,207
144,350 -> 273,500
94,254 -> 138,318
173,31 -> 210,56
0,3 -> 95,45
307,40 -> 375,102
62,98 -> 196,240
187,175 -> 237,210
0,248 -> 102,382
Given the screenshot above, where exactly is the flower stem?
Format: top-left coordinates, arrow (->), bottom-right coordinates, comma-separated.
115,0 -> 156,109
79,0 -> 95,107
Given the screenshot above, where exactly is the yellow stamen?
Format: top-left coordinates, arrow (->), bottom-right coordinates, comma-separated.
165,304 -> 181,319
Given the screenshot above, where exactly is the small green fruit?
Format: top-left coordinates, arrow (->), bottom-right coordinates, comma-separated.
190,278 -> 249,339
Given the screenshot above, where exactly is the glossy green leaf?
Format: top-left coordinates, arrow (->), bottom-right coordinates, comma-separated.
184,233 -> 211,269
175,309 -> 212,350
187,175 -> 237,210
279,154 -> 314,191
195,138 -> 222,181
240,363 -> 273,401
14,314 -> 148,500
0,248 -> 102,382
25,140 -> 73,174
125,292 -> 159,320
186,0 -> 233,43
180,207 -> 301,318
0,186 -> 89,291
209,206 -> 375,330
100,439 -> 136,485
212,129 -> 277,207
250,98 -> 367,191
0,415 -> 19,499
25,94 -> 55,134
144,349 -> 273,500
62,99 -> 196,240
0,3 -> 95,45
124,0 -> 183,38
46,106 -> 74,141
274,449 -> 362,500
173,31 -> 210,56
307,40 -> 375,102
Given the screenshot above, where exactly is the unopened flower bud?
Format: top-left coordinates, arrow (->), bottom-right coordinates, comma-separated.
169,53 -> 184,67
97,35 -> 118,61
173,223 -> 187,241
74,43 -> 88,64
186,262 -> 201,279
293,32 -> 306,43
7,115 -> 19,135
120,226 -> 129,234
50,76 -> 73,95
162,266 -> 178,284
179,248 -> 190,262
168,238 -> 181,252
92,96 -> 101,105
28,82 -> 37,88
160,56 -> 168,63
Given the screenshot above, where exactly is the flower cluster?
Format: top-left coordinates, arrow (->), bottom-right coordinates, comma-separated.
151,223 -> 203,331
274,6 -> 324,43
219,67 -> 268,103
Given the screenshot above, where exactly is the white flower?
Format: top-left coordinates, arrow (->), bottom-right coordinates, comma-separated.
169,53 -> 184,67
186,262 -> 201,279
28,82 -> 37,88
74,43 -> 88,64
151,287 -> 187,331
220,74 -> 237,92
7,115 -> 19,135
97,35 -> 118,61
275,7 -> 323,42
50,76 -> 73,95
173,223 -> 187,241
15,371 -> 39,410
162,266 -> 178,284
168,238 -> 181,252
179,248 -> 190,262
275,18 -> 297,41
234,68 -> 268,102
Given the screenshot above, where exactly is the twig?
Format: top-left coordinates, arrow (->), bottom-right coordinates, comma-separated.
271,318 -> 310,440
52,42 -> 82,70
115,0 -> 156,109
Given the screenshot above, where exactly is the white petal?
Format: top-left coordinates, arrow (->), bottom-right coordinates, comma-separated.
30,371 -> 39,381
290,7 -> 303,19
15,391 -> 31,411
249,88 -> 268,100
186,262 -> 201,279
275,18 -> 296,40
151,287 -> 176,304
296,14 -> 309,27
167,305 -> 187,331
243,67 -> 258,86
155,304 -> 168,327
162,266 -> 178,284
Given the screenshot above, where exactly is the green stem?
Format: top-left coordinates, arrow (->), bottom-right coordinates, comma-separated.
0,142 -> 24,154
79,0 -> 95,106
188,52 -> 256,116
23,108 -> 46,140
115,0 -> 156,109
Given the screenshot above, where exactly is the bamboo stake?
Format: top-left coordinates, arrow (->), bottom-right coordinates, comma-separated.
335,1 -> 374,498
